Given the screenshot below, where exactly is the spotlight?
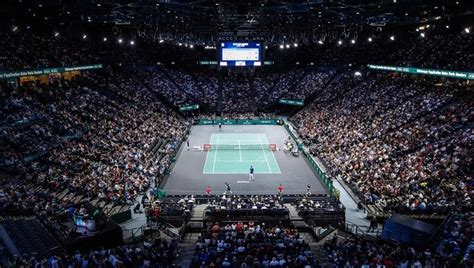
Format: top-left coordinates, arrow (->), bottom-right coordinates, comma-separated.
285,44 -> 290,48
368,37 -> 373,42
54,32 -> 59,37
420,33 -> 425,38
318,40 -> 324,45
190,44 -> 194,48
350,39 -> 356,44
354,71 -> 362,76
390,35 -> 395,41
82,34 -> 87,39
445,25 -> 450,29
264,45 -> 268,49
178,42 -> 183,46
118,38 -> 123,44
130,40 -> 135,45
12,26 -> 18,32
159,39 -> 164,43
279,44 -> 284,49
337,40 -> 342,45
465,28 -> 470,34
103,37 -> 108,42
293,43 -> 298,47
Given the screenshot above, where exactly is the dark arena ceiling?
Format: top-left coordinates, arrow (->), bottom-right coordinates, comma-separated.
2,0 -> 473,45
0,0 -> 472,67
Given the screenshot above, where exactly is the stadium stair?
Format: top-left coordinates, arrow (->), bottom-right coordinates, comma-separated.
178,232 -> 200,267
299,230 -> 333,267
187,204 -> 206,230
286,203 -> 303,221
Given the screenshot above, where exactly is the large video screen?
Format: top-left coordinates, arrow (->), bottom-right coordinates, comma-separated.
219,42 -> 262,67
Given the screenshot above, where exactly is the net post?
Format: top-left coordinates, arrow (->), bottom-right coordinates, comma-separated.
269,144 -> 277,151
203,144 -> 211,151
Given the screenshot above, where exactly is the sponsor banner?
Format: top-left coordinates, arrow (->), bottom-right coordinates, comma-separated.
279,99 -> 304,106
0,64 -> 103,79
199,119 -> 277,125
179,104 -> 200,112
368,64 -> 474,80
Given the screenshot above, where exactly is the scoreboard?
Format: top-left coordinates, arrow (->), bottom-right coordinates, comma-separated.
218,42 -> 262,67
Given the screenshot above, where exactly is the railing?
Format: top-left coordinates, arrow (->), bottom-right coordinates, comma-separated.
123,222 -> 184,242
284,122 -> 339,197
162,222 -> 182,240
344,221 -> 381,238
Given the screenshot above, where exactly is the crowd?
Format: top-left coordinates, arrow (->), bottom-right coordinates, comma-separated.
191,222 -> 316,267
0,19 -> 473,267
141,67 -> 335,113
323,203 -> 474,267
145,195 -> 195,225
295,195 -> 343,213
293,73 -> 473,213
436,206 -> 474,266
324,236 -> 443,267
206,195 -> 286,211
6,237 -> 180,267
1,72 -> 187,209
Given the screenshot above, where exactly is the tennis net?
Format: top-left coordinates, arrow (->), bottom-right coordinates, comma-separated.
203,143 -> 277,151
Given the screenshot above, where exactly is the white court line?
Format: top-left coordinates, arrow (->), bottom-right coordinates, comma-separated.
238,140 -> 242,162
258,133 -> 273,173
215,160 -> 266,163
261,133 -> 282,173
212,133 -> 220,173
215,139 -> 261,142
202,134 -> 213,174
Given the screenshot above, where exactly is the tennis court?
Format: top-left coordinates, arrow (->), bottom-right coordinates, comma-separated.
203,133 -> 281,174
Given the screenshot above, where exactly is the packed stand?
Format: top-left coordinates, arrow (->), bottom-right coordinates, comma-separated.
191,222 -> 316,267
436,204 -> 474,266
280,69 -> 335,100
324,235 -> 447,267
293,73 -> 473,214
1,73 -> 186,209
6,237 -> 180,267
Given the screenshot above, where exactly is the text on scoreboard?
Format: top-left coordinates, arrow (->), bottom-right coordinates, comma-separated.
219,42 -> 262,67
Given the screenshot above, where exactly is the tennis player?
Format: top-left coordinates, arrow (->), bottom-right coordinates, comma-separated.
248,165 -> 255,181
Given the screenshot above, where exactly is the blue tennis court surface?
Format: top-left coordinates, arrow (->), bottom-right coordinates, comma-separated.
203,133 -> 281,174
